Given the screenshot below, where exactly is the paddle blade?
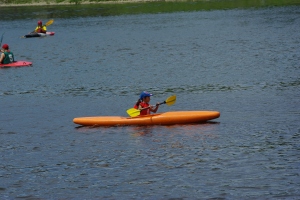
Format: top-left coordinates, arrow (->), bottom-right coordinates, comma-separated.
45,19 -> 54,26
127,108 -> 141,117
165,95 -> 176,106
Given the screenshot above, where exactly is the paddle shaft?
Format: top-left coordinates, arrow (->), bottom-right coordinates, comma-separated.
138,101 -> 166,111
136,95 -> 176,110
127,95 -> 176,117
0,32 -> 4,47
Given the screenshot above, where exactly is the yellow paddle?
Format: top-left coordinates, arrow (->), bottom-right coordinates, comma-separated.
126,95 -> 176,117
45,19 -> 54,26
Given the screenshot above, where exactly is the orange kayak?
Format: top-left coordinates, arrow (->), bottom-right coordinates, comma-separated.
73,111 -> 220,126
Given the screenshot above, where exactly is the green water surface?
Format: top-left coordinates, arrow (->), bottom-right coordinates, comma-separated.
0,0 -> 299,20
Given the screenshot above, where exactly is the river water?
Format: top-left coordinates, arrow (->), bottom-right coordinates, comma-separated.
0,4 -> 299,199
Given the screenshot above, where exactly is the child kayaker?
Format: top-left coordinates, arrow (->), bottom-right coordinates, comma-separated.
134,91 -> 160,115
35,20 -> 47,33
0,44 -> 14,64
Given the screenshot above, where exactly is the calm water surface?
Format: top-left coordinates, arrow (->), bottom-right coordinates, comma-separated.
0,5 -> 299,199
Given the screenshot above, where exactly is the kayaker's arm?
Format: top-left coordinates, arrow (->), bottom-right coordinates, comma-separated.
149,103 -> 160,113
138,103 -> 160,113
0,53 -> 5,63
126,95 -> 176,117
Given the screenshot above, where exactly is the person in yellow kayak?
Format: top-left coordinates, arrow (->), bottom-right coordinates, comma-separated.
35,20 -> 47,33
0,44 -> 14,64
133,91 -> 160,115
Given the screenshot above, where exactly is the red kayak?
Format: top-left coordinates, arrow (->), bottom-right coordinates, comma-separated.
0,61 -> 32,68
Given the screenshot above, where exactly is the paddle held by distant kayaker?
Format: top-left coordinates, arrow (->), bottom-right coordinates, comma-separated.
35,20 -> 47,33
133,91 -> 160,115
0,44 -> 14,64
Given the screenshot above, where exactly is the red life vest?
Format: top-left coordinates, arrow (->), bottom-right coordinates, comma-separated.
139,102 -> 150,115
133,101 -> 150,115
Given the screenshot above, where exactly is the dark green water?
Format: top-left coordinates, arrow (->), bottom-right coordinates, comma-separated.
0,0 -> 299,20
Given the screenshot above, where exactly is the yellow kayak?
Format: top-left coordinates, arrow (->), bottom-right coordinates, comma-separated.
73,111 -> 220,126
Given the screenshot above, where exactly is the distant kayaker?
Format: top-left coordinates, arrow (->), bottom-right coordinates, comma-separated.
134,91 -> 160,115
0,44 -> 14,64
35,20 -> 47,33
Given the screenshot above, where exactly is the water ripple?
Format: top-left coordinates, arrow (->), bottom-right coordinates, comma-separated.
1,80 -> 298,97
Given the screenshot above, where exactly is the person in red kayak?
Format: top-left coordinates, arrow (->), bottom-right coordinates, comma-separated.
35,20 -> 47,33
134,91 -> 160,115
0,44 -> 14,64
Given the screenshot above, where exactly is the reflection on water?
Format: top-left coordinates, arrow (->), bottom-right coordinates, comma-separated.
74,121 -> 220,136
129,122 -> 220,137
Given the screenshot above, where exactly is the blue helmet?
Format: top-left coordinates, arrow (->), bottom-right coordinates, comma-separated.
140,91 -> 153,100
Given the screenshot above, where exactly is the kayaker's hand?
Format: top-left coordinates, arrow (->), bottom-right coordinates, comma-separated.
156,102 -> 160,107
